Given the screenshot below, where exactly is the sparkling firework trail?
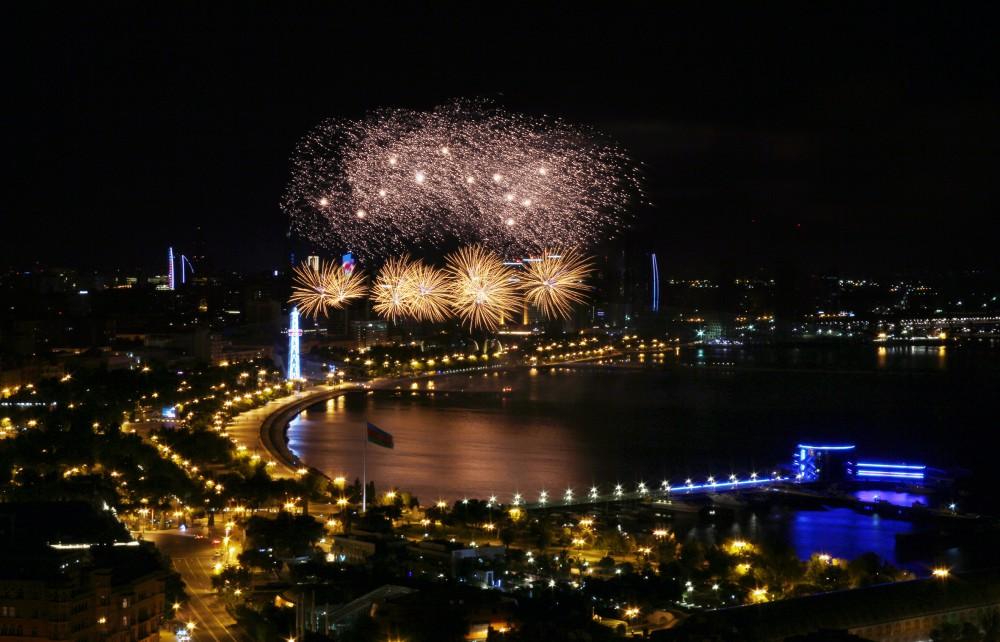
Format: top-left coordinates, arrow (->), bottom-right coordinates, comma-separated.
282,100 -> 641,260
371,255 -> 416,323
445,245 -> 521,332
289,259 -> 366,319
520,248 -> 595,320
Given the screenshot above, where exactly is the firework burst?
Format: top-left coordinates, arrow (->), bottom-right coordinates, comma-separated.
283,100 -> 641,260
289,259 -> 366,319
404,261 -> 453,323
324,265 -> 367,308
445,245 -> 521,332
520,248 -> 594,320
289,260 -> 339,319
371,255 -> 416,323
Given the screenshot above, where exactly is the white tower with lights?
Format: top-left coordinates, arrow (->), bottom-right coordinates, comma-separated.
167,247 -> 176,291
287,307 -> 302,381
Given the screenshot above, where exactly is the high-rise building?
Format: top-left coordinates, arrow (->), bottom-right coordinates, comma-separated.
288,307 -> 301,380
306,255 -> 320,271
351,320 -> 388,349
167,247 -> 175,291
0,502 -> 168,642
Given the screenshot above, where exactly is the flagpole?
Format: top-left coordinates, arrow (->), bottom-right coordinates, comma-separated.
362,421 -> 367,514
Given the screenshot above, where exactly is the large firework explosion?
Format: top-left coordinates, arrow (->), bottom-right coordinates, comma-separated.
289,259 -> 367,319
371,255 -> 415,323
292,246 -> 595,332
371,257 -> 454,324
283,100 -> 641,260
444,245 -> 522,332
403,261 -> 453,323
520,248 -> 595,320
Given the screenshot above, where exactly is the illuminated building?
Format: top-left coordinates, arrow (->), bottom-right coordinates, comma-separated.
651,253 -> 660,312
287,307 -> 301,380
180,254 -> 194,285
351,320 -> 388,349
167,247 -> 175,291
793,444 -> 938,487
853,462 -> 926,482
0,502 -> 167,642
306,255 -> 320,271
794,443 -> 855,482
672,567 -> 1000,642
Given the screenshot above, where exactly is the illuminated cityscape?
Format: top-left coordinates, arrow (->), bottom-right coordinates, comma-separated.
3,5 -> 1000,642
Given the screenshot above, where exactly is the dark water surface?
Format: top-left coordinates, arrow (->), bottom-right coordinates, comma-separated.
289,345 -> 997,502
288,344 -> 998,565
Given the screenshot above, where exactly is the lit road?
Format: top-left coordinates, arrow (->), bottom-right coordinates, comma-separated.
141,530 -> 250,642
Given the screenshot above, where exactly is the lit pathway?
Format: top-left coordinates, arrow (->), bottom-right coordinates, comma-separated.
143,530 -> 249,642
521,477 -> 788,510
225,384 -> 343,479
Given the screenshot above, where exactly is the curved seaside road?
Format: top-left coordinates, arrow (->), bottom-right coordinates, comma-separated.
228,357 -> 629,490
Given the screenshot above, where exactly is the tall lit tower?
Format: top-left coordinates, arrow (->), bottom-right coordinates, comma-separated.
168,247 -> 176,290
650,253 -> 660,312
181,254 -> 195,285
287,307 -> 302,381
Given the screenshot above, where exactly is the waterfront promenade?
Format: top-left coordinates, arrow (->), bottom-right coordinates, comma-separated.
225,383 -> 345,479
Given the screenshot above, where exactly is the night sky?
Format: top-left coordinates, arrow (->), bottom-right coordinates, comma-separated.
5,4 -> 998,275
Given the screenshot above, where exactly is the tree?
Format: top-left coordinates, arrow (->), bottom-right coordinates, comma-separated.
244,512 -> 324,559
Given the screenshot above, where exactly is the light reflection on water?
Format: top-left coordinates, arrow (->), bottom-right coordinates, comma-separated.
783,508 -> 912,564
680,507 -> 914,566
853,489 -> 928,508
287,345 -> 997,511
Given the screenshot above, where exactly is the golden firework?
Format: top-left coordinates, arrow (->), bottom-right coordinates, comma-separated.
289,260 -> 337,319
404,261 -> 453,323
372,256 -> 416,323
325,265 -> 367,308
520,248 -> 594,320
289,260 -> 366,319
445,245 -> 521,332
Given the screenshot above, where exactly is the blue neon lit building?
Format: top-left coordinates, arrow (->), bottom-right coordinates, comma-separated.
794,443 -> 855,482
167,247 -> 176,291
793,442 -> 934,486
650,253 -> 660,313
853,462 -> 926,482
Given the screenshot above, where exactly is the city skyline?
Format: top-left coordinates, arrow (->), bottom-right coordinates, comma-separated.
3,6 -> 1000,641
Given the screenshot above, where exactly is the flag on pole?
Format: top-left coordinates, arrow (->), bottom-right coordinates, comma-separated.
366,422 -> 394,449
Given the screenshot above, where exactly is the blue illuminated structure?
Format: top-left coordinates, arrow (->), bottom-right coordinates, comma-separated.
287,307 -> 301,381
650,253 -> 660,312
793,442 -> 934,486
180,254 -> 195,285
794,443 -> 856,482
854,462 -> 926,481
167,247 -> 176,290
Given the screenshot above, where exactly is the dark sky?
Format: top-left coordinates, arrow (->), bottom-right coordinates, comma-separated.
4,4 -> 998,276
